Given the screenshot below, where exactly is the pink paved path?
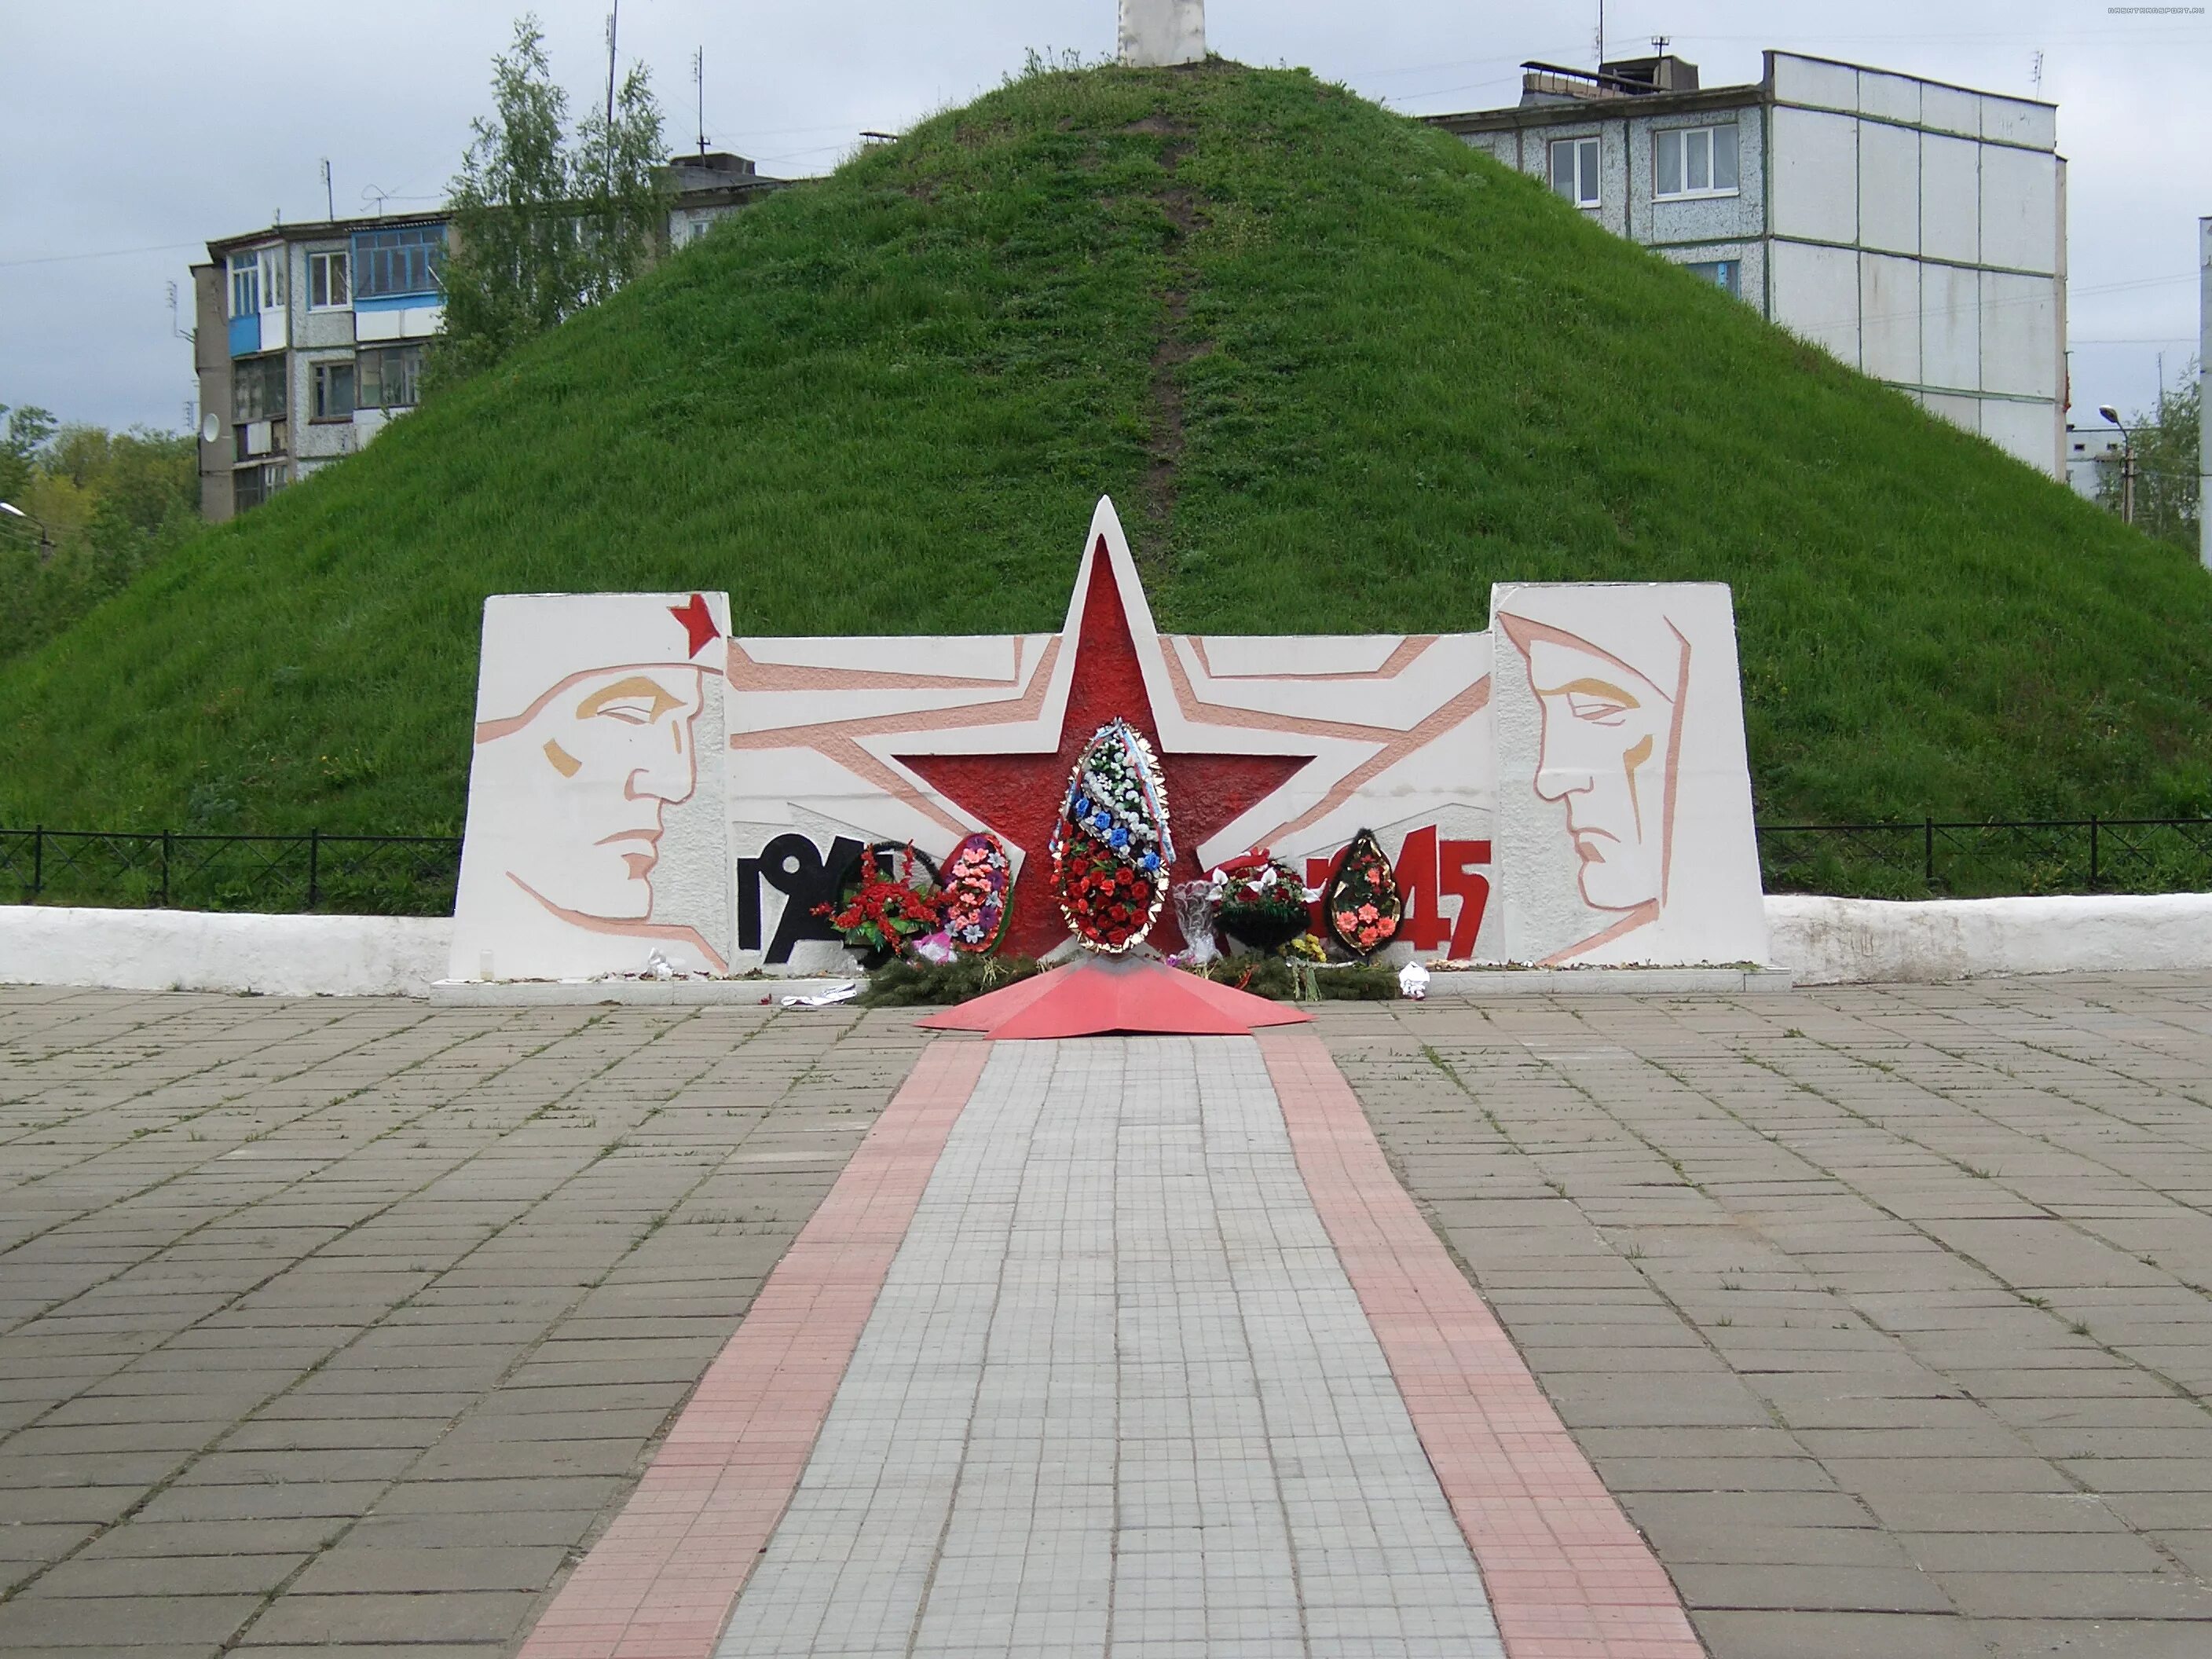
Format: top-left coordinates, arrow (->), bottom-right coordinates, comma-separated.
515,1031 -> 1702,1659
1262,1028 -> 1704,1659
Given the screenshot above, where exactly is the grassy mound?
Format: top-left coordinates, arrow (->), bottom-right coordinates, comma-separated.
2,59 -> 2207,845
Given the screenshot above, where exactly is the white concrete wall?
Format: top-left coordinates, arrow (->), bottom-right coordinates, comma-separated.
1767,893 -> 2212,983
1765,52 -> 2066,478
7,895 -> 2212,995
0,908 -> 451,998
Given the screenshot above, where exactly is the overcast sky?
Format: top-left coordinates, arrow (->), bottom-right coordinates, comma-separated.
2,0 -> 2205,436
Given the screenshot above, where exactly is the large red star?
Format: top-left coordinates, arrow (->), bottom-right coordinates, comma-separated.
898,537 -> 1312,959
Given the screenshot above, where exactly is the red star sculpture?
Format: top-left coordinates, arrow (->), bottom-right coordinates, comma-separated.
897,537 -> 1312,959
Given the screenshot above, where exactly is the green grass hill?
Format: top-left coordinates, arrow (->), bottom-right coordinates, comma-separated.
4,60 -> 2209,855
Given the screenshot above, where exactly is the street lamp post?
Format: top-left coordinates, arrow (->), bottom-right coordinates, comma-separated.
2097,405 -> 2136,528
0,500 -> 55,558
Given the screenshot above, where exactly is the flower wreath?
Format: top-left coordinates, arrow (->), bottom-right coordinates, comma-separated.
1324,828 -> 1403,957
939,831 -> 1013,954
1050,717 -> 1174,953
814,844 -> 943,962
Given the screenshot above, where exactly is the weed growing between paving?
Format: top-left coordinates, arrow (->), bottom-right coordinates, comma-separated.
0,61 -> 2204,859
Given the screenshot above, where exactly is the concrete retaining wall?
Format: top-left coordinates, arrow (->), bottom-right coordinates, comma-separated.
1767,892 -> 2212,984
0,906 -> 451,998
4,894 -> 2210,996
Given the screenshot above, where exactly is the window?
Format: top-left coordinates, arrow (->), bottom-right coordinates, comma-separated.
1683,259 -> 1742,298
1549,137 -> 1601,208
232,353 -> 287,423
311,359 -> 355,421
233,462 -> 287,514
351,224 -> 446,299
309,251 -> 350,309
1655,125 -> 1740,199
227,253 -> 260,319
357,344 -> 423,410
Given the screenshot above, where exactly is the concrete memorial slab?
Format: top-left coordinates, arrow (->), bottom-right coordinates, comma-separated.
450,591 -> 735,983
449,499 -> 1771,987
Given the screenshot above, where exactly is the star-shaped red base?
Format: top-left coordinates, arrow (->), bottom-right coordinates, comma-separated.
917,955 -> 1310,1038
897,537 -> 1311,960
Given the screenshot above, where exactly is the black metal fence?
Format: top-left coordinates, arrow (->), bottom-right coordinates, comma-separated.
0,828 -> 461,916
1758,818 -> 2212,900
2,819 -> 2207,916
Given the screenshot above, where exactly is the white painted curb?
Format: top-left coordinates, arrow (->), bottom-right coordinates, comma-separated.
4,893 -> 2210,997
1767,892 -> 2212,985
0,906 -> 451,998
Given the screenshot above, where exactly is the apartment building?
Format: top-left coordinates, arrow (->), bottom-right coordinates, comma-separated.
1430,52 -> 2069,478
192,155 -> 782,520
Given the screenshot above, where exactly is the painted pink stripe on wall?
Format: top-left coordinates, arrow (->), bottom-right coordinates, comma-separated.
514,1038 -> 991,1659
1261,1028 -> 1707,1659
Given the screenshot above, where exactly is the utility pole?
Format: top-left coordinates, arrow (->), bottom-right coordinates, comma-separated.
2199,217 -> 2210,572
603,0 -> 620,196
2099,404 -> 2137,527
1595,0 -> 1606,69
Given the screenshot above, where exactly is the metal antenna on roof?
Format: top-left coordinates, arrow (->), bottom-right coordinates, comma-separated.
692,47 -> 707,159
1595,0 -> 1605,68
1651,35 -> 1669,57
2031,49 -> 2045,95
166,280 -> 193,345
320,158 -> 335,222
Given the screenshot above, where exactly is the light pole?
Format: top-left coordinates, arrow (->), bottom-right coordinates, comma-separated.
2097,405 -> 2136,527
0,500 -> 54,558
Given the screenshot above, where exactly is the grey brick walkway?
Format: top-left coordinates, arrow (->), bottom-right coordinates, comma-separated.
714,1037 -> 1500,1659
0,987 -> 924,1658
1317,972 -> 2212,1659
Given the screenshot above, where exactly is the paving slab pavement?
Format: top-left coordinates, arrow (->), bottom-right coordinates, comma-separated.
1318,972 -> 2212,1657
0,987 -> 926,1656
5,975 -> 2212,1657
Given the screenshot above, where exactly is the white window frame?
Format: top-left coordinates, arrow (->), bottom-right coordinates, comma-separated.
356,343 -> 423,412
1549,137 -> 1601,209
1654,124 -> 1741,201
258,245 -> 287,311
308,250 -> 350,310
310,357 -> 356,423
227,253 -> 259,320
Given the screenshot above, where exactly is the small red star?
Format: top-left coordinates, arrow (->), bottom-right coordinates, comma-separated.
669,592 -> 720,657
897,537 -> 1312,958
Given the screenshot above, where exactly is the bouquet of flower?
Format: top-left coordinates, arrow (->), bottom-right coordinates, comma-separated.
1052,718 -> 1174,953
1324,829 -> 1402,958
1170,879 -> 1221,965
939,832 -> 1013,954
815,844 -> 943,964
1211,850 -> 1315,953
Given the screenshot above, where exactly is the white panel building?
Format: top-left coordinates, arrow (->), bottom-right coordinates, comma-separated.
190,155 -> 785,522
1433,52 -> 2068,478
